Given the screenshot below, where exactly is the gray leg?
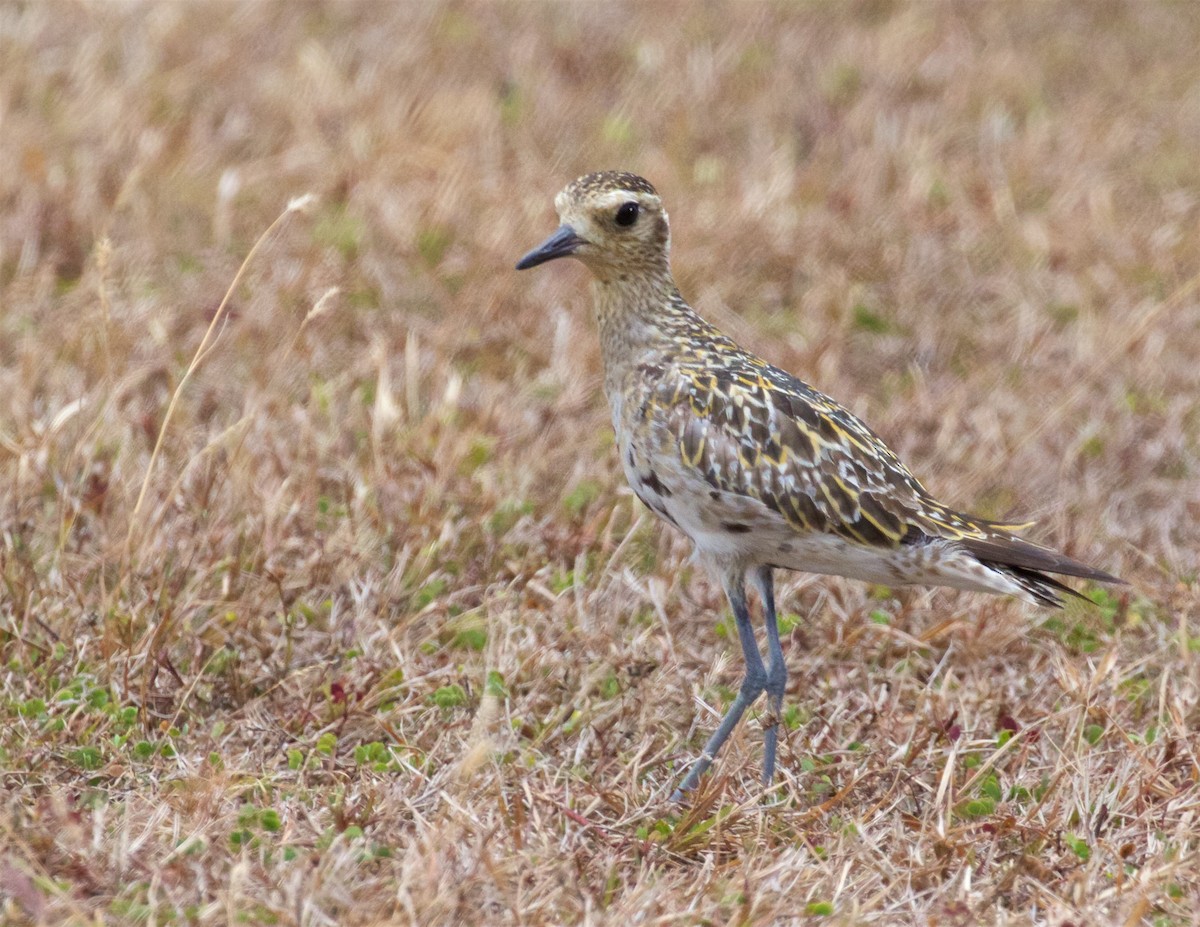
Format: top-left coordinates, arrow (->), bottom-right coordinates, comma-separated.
671,573 -> 766,801
753,566 -> 787,786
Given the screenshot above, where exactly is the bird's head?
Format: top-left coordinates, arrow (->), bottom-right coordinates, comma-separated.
516,171 -> 671,282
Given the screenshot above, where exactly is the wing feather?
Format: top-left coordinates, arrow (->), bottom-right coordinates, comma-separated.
958,535 -> 1124,584
659,363 -> 945,548
656,358 -> 1103,571
630,315 -> 1122,595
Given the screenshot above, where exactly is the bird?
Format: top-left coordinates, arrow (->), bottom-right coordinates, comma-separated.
515,170 -> 1123,802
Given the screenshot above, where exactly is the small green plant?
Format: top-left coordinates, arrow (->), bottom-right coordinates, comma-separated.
562,479 -> 602,517
315,732 -> 338,756
70,746 -> 103,770
484,671 -> 508,698
429,685 -> 468,709
1065,833 -> 1092,862
450,626 -> 487,651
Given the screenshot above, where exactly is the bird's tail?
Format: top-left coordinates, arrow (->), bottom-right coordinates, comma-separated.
957,531 -> 1125,608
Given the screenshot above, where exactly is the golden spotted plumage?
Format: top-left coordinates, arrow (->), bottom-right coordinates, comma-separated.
629,306 -> 1088,582
517,170 -> 1122,800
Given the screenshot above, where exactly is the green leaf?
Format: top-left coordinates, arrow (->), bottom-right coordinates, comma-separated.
960,797 -> 995,818
451,627 -> 487,651
314,206 -> 363,259
1065,833 -> 1091,861
852,302 -> 892,334
485,671 -> 508,699
414,578 -> 447,610
563,479 -> 602,516
316,732 -> 338,756
417,226 -> 452,267
429,684 -> 468,709
599,673 -> 620,699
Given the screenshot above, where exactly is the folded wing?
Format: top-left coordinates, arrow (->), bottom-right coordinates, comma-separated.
651,357 -> 1121,596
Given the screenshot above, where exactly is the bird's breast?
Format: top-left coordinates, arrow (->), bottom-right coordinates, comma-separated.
614,417 -> 791,562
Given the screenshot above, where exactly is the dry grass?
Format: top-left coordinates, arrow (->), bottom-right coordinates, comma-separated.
2,1 -> 1198,924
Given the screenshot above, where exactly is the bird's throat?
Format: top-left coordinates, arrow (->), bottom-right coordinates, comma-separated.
591,273 -> 681,361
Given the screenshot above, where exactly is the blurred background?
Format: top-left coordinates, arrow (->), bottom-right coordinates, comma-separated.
1,2 -> 1197,923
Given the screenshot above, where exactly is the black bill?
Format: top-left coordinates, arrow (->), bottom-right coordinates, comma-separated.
515,225 -> 583,270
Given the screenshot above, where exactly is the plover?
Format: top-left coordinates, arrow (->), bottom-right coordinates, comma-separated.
516,170 -> 1122,801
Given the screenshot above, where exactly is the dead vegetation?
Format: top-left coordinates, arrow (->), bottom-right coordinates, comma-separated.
1,1 -> 1197,924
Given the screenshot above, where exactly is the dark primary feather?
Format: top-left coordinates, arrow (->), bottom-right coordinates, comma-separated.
999,567 -> 1086,607
956,535 -> 1123,584
954,535 -> 1124,607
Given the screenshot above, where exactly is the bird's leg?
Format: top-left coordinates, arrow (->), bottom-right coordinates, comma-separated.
671,573 -> 766,801
753,566 -> 787,787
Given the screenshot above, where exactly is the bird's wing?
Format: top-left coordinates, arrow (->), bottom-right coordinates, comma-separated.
650,357 -> 1029,550
644,354 -> 1121,589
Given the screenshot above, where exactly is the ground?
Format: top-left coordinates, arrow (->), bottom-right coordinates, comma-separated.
1,2 -> 1198,924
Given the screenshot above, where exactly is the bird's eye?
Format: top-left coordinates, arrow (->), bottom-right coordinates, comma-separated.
615,202 -> 639,227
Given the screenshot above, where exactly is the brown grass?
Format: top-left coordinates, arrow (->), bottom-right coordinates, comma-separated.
2,1 -> 1198,924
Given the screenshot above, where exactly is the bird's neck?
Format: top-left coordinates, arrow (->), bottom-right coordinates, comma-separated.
592,272 -> 675,355
590,271 -> 714,395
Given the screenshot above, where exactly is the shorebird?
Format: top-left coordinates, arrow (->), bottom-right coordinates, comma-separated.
515,170 -> 1122,801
